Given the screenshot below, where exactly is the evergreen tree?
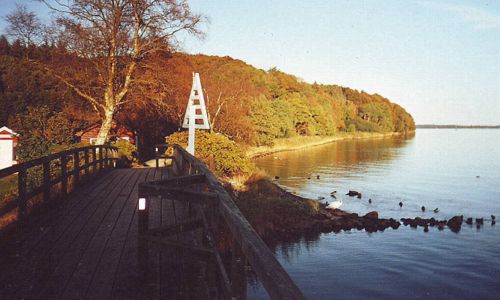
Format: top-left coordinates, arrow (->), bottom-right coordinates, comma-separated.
0,36 -> 10,55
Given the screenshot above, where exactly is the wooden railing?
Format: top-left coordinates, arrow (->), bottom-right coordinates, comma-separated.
167,145 -> 305,299
0,145 -> 118,224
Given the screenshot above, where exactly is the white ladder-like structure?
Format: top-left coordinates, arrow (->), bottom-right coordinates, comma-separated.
182,73 -> 210,155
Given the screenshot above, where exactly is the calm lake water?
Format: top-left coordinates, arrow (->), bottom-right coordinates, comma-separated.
251,129 -> 500,299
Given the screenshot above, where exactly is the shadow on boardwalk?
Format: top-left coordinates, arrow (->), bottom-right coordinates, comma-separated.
0,168 -> 220,299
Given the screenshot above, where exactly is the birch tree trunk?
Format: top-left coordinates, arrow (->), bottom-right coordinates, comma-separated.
95,109 -> 114,144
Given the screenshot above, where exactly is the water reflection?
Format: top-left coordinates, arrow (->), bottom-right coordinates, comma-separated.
251,130 -> 500,299
256,134 -> 415,191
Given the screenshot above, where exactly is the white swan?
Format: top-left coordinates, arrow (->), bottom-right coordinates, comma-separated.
326,197 -> 343,209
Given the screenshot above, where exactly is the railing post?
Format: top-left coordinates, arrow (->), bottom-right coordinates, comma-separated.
18,168 -> 27,219
43,160 -> 51,203
99,146 -> 104,171
84,148 -> 90,177
105,147 -> 109,170
173,146 -> 183,175
92,147 -> 97,173
61,155 -> 68,196
73,151 -> 80,186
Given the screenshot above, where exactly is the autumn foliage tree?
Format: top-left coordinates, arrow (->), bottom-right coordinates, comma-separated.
39,0 -> 203,144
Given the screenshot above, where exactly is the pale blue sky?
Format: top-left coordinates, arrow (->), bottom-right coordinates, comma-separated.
1,0 -> 499,125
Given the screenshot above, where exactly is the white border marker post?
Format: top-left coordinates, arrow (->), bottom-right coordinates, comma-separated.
182,73 -> 210,156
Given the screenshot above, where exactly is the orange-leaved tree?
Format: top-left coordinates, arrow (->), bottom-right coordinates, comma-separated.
40,0 -> 204,144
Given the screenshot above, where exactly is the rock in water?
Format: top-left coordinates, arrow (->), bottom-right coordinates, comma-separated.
346,190 -> 361,197
447,216 -> 463,233
363,211 -> 379,220
466,217 -> 473,225
399,202 -> 403,208
421,206 -> 426,212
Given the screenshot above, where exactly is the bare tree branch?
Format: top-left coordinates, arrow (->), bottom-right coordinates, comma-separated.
36,0 -> 204,144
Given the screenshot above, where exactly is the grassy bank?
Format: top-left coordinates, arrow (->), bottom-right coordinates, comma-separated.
246,131 -> 408,158
0,175 -> 17,206
233,175 -> 322,238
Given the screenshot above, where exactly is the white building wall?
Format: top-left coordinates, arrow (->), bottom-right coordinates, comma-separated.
0,138 -> 14,170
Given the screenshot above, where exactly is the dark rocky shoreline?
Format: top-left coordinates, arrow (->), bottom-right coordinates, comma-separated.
235,179 -> 495,240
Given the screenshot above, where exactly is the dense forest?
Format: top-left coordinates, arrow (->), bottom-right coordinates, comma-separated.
0,37 -> 415,161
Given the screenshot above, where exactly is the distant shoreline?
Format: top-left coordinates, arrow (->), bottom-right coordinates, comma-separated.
417,125 -> 500,129
246,131 -> 412,158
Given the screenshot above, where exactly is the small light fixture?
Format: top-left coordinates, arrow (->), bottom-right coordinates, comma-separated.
138,198 -> 146,210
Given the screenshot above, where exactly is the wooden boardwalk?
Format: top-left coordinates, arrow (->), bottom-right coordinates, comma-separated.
0,167 -> 214,299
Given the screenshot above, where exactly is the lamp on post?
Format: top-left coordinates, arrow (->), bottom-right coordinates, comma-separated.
138,197 -> 148,234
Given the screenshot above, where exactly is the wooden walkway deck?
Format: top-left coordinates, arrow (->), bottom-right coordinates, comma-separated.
0,167 -> 213,299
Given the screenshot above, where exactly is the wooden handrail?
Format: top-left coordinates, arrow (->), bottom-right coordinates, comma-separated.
0,145 -> 119,222
172,145 -> 306,300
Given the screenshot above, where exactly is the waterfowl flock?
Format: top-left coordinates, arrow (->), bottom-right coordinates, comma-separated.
280,180 -> 497,233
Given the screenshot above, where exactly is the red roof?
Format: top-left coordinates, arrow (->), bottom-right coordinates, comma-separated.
77,123 -> 135,144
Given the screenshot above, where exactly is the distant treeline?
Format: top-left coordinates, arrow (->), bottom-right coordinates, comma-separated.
417,125 -> 500,129
0,37 -> 415,158
142,53 -> 416,147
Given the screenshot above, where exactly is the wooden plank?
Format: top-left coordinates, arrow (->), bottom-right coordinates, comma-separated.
36,169 -> 137,299
143,218 -> 203,237
86,169 -> 153,299
140,166 -> 163,300
147,173 -> 206,187
139,235 -> 215,257
60,169 -> 144,299
139,184 -> 216,205
108,168 -> 158,299
0,169 -> 125,299
18,169 -> 124,257
12,169 -> 129,298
